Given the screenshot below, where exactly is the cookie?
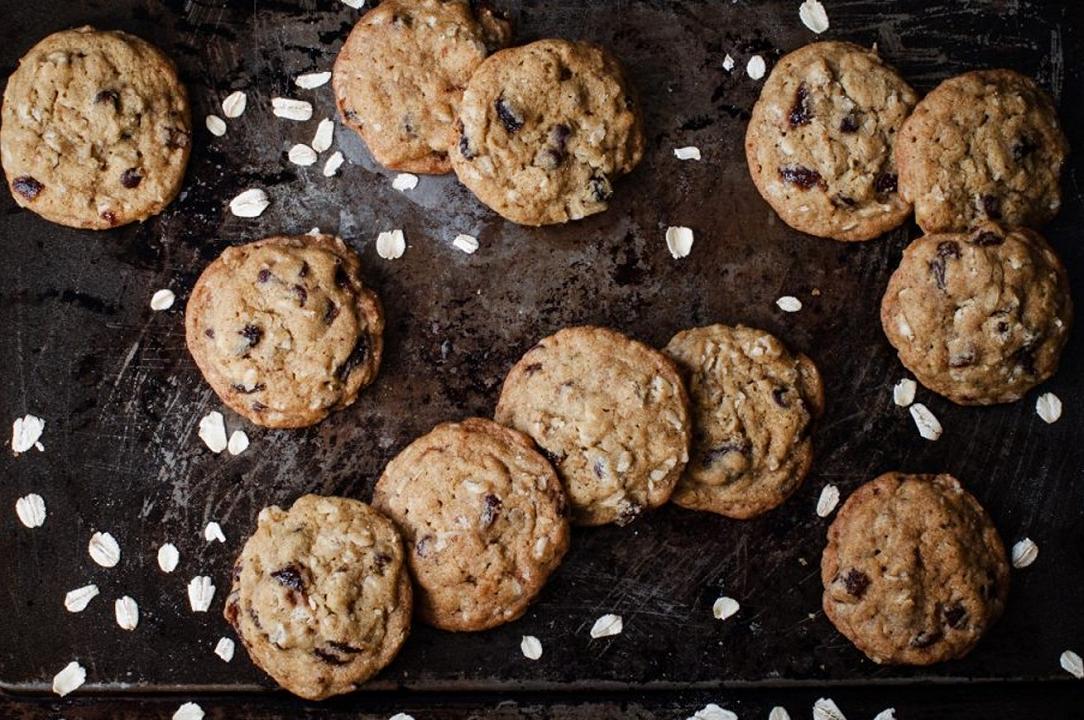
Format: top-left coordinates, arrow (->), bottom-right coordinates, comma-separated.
744,41 -> 917,241
664,325 -> 824,519
494,326 -> 691,526
185,234 -> 384,428
373,418 -> 570,631
881,223 -> 1072,405
333,0 -> 509,174
451,39 -> 644,226
822,473 -> 1009,665
1,26 -> 191,229
897,69 -> 1069,233
224,495 -> 412,700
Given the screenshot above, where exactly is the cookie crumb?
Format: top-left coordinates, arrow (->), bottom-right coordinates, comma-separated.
712,596 -> 740,620
89,531 -> 121,567
115,595 -> 139,631
64,584 -> 100,612
799,0 -> 830,34
1036,392 -> 1062,424
158,543 -> 180,573
665,226 -> 694,259
746,55 -> 767,80
323,151 -> 345,177
15,493 -> 46,528
1011,537 -> 1038,568
909,403 -> 942,440
288,144 -> 318,167
312,118 -> 335,153
776,295 -> 802,313
222,91 -> 247,118
214,637 -> 235,662
227,430 -> 249,456
816,484 -> 840,517
150,288 -> 175,311
52,661 -> 86,697
813,698 -> 847,720
228,189 -> 270,218
520,634 -> 543,660
892,378 -> 916,407
205,114 -> 226,137
187,576 -> 216,612
198,411 -> 229,453
173,702 -> 205,720
295,71 -> 331,89
722,54 -> 735,72
11,414 -> 45,454
453,234 -> 479,254
590,613 -> 623,638
204,521 -> 226,544
376,229 -> 406,260
392,173 -> 419,192
674,146 -> 701,161
1061,650 -> 1084,679
271,97 -> 313,121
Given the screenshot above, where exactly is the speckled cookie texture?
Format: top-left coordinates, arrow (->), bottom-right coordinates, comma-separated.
332,0 -> 509,174
745,41 -> 917,241
224,495 -> 412,700
881,223 -> 1072,405
494,326 -> 691,526
185,234 -> 384,428
822,473 -> 1009,665
373,418 -> 570,631
897,69 -> 1069,233
1,26 -> 191,229
451,39 -> 645,226
664,325 -> 824,519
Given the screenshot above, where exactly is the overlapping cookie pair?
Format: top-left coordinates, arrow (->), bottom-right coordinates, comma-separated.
332,0 -> 644,226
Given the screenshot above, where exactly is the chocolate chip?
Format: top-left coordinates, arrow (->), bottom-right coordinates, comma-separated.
589,174 -> 613,202
972,230 -> 1004,246
120,168 -> 142,189
231,382 -> 266,394
480,494 -> 502,528
495,96 -> 523,133
313,648 -> 350,666
240,324 -> 263,347
980,194 -> 1002,220
257,269 -> 272,283
334,335 -> 369,381
874,172 -> 898,195
779,165 -> 823,190
615,502 -> 642,527
1011,136 -> 1039,162
929,241 -> 961,290
839,113 -> 860,133
788,83 -> 813,127
771,387 -> 789,408
323,301 -> 340,324
910,629 -> 943,648
270,565 -> 305,592
944,603 -> 969,629
100,209 -> 118,225
523,362 -> 543,376
842,568 -> 871,598
415,534 -> 434,558
12,176 -> 43,200
292,284 -> 307,306
94,89 -> 120,109
700,440 -> 746,468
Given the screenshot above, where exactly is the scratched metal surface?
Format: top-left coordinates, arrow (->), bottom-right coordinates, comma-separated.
1,0 -> 1082,696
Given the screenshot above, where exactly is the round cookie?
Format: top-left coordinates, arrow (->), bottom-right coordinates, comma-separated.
664,325 -> 824,519
1,26 -> 191,229
372,418 -> 570,631
494,326 -> 691,526
224,495 -> 412,700
451,39 -> 644,226
333,0 -> 509,174
744,41 -> 917,241
822,473 -> 1009,665
881,223 -> 1072,405
185,234 -> 384,428
897,69 -> 1069,233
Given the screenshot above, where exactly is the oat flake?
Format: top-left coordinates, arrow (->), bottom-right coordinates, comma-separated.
295,71 -> 332,89
173,702 -> 205,720
674,146 -> 702,161
271,97 -> 313,121
1036,392 -> 1062,424
188,576 -> 216,612
813,698 -> 847,720
222,90 -> 247,118
288,143 -> 318,167
872,710 -> 896,720
909,403 -> 942,440
204,521 -> 226,544
747,55 -> 767,80
205,114 -> 226,137
52,661 -> 86,697
377,229 -> 406,260
227,430 -> 249,456
312,118 -> 335,153
590,613 -> 623,638
776,295 -> 802,312
150,288 -> 175,311
392,173 -> 419,191
453,234 -> 479,254
769,708 -> 791,720
520,635 -> 543,660
799,0 -> 830,34
89,531 -> 121,567
323,151 -> 345,177
892,378 -> 916,407
341,0 -> 366,7
11,414 -> 45,454
816,484 -> 840,517
158,543 -> 180,573
666,226 -> 694,259
15,493 -> 46,528
229,188 -> 270,218
64,584 -> 100,612
1061,649 -> 1084,679
115,595 -> 139,631
687,704 -> 737,720
198,411 -> 228,453
722,54 -> 735,71
712,596 -> 740,620
389,715 -> 415,720
1011,537 -> 1038,568
214,636 -> 236,662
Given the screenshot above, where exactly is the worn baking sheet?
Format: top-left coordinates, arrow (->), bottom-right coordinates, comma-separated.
1,0 -> 1082,695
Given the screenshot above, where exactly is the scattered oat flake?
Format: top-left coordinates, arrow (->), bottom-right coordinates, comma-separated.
769,708 -> 791,720
295,71 -> 332,89
204,521 -> 226,544
229,188 -> 270,218
1036,392 -> 1062,424
687,704 -> 737,720
150,288 -> 175,311
376,229 -> 406,260
15,493 -> 46,528
816,484 -> 840,517
389,715 -> 415,720
1061,650 -> 1084,679
590,613 -> 623,638
158,543 -> 180,573
198,411 -> 228,453
312,118 -> 335,153
323,150 -> 345,177
872,710 -> 896,720
64,584 -> 100,612
392,173 -> 419,191
188,576 -> 216,612
799,0 -> 830,34
910,403 -> 942,440
173,702 -> 205,720
288,143 -> 318,167
674,146 -> 701,161
227,430 -> 249,456
214,637 -> 236,662
89,531 -> 121,568
722,54 -> 735,71
11,414 -> 45,454
272,97 -> 313,121
1011,537 -> 1038,568
52,661 -> 86,697
115,595 -> 139,631
222,91 -> 247,118
892,378 -> 916,407
747,54 -> 767,80
205,114 -> 226,137
453,234 -> 479,254
666,226 -> 694,259
712,596 -> 740,620
776,295 -> 802,312
341,0 -> 366,7
813,698 -> 847,720
520,635 -> 543,660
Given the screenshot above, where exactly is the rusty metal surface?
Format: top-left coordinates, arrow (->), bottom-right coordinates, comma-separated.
1,0 -> 1082,698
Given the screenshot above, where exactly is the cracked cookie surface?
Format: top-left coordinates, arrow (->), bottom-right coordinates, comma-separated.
185,234 -> 384,428
451,39 -> 644,226
822,473 -> 1009,665
1,26 -> 191,229
373,418 -> 570,631
333,0 -> 509,174
664,325 -> 824,519
881,223 -> 1071,405
224,495 -> 412,700
494,326 -> 690,526
897,69 -> 1068,233
745,41 -> 916,241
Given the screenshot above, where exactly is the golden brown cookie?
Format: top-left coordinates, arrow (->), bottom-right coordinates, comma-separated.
373,418 -> 570,631
185,234 -> 384,428
224,495 -> 412,700
822,473 -> 1009,665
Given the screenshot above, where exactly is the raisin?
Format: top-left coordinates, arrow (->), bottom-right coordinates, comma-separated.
495,96 -> 523,133
204,328 -> 216,339
700,440 -> 746,468
458,132 -> 475,160
257,269 -> 272,283
292,284 -> 307,306
313,648 -> 349,666
874,172 -> 898,195
240,324 -> 263,347
270,565 -> 305,592
94,89 -> 120,109
980,194 -> 1001,219
12,176 -> 43,200
328,641 -> 361,654
539,446 -> 565,467
298,261 -> 310,277
557,63 -> 572,82
779,165 -> 823,190
373,554 -> 391,573
231,382 -> 266,394
589,174 -> 613,202
545,123 -> 571,165
480,494 -> 502,528
523,362 -> 543,376
910,630 -> 943,648
1013,344 -> 1038,376
100,209 -> 118,225
929,241 -> 960,290
252,401 -> 268,411
120,168 -> 142,189
842,568 -> 871,598
323,301 -> 340,324
788,83 -> 813,126
996,321 -> 1010,334
592,459 -> 605,478
771,387 -> 789,408
972,230 -> 1003,246
839,113 -> 859,133
1011,136 -> 1039,161
832,194 -> 857,208
334,335 -> 369,381
334,264 -> 351,288
944,603 -> 968,629
949,350 -> 975,368
615,501 -> 642,527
